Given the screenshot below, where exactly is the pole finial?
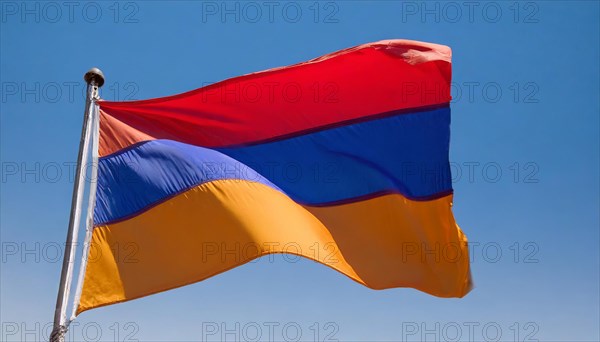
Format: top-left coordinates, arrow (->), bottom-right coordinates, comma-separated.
84,67 -> 105,87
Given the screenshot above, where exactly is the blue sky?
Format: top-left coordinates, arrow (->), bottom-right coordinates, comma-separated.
1,1 -> 598,341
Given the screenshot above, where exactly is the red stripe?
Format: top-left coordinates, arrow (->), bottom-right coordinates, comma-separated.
99,39 -> 451,151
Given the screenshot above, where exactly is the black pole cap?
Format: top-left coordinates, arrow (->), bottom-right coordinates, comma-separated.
84,67 -> 105,87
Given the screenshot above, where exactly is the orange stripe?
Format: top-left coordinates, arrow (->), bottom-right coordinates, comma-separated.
77,180 -> 470,314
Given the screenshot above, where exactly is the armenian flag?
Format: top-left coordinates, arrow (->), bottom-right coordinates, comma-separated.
77,39 -> 471,314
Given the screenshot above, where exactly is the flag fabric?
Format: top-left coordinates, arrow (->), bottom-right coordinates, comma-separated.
77,39 -> 471,314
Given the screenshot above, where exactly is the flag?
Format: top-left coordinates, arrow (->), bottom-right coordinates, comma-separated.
76,39 -> 471,314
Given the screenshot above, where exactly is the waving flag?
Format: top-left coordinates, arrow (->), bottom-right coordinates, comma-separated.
76,40 -> 471,314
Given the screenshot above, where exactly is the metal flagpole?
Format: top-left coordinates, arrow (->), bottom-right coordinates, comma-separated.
70,83 -> 101,322
50,68 -> 104,342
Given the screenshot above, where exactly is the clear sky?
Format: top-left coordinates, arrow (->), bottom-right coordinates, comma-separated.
1,1 -> 598,341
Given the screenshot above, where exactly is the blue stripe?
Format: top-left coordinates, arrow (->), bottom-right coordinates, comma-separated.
95,106 -> 452,225
94,140 -> 281,225
216,106 -> 452,203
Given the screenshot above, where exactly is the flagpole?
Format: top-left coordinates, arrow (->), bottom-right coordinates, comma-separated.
50,68 -> 104,342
